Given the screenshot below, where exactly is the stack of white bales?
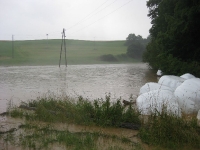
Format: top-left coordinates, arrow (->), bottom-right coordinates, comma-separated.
136,73 -> 200,117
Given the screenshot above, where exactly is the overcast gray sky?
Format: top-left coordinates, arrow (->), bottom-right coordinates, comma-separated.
0,0 -> 151,41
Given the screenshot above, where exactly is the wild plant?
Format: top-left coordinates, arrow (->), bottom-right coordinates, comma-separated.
139,104 -> 200,149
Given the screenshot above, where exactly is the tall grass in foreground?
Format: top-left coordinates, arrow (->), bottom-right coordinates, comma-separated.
5,95 -> 141,150
7,95 -> 200,149
139,108 -> 200,149
10,95 -> 141,127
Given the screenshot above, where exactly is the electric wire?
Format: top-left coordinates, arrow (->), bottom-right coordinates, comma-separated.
1,0 -> 134,40
65,0 -> 110,31
68,0 -> 133,36
50,0 -> 116,35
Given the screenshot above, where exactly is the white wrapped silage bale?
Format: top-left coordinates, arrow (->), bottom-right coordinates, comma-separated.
174,78 -> 200,114
136,89 -> 181,116
139,82 -> 173,95
180,73 -> 195,80
158,75 -> 185,91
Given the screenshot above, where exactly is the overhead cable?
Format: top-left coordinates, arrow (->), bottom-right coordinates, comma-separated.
68,0 -> 133,36
65,0 -> 118,31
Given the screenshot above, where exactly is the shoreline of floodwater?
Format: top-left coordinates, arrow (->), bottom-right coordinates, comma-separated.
1,95 -> 200,150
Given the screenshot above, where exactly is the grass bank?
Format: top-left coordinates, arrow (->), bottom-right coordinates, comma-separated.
0,39 -> 137,66
1,95 -> 141,150
1,95 -> 200,149
10,95 -> 140,127
1,122 -> 139,150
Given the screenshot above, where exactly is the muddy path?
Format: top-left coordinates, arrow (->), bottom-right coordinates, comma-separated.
0,116 -> 148,150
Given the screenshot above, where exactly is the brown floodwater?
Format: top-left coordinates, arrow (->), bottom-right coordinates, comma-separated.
0,63 -> 158,149
0,116 -> 143,150
0,63 -> 157,114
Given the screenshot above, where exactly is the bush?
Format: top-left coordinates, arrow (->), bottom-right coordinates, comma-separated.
100,54 -> 118,62
126,42 -> 145,60
157,53 -> 200,76
139,107 -> 200,149
11,95 -> 141,127
116,53 -> 128,60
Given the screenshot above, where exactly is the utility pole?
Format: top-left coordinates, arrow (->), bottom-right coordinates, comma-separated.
46,34 -> 48,48
12,35 -> 14,58
59,29 -> 67,67
94,37 -> 95,50
64,30 -> 67,67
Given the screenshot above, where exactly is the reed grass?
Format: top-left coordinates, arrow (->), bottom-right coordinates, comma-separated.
139,108 -> 200,149
10,95 -> 140,127
5,94 -> 200,149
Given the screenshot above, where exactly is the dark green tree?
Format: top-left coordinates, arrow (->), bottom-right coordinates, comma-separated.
126,42 -> 145,59
125,34 -> 149,60
143,0 -> 200,76
125,34 -> 143,46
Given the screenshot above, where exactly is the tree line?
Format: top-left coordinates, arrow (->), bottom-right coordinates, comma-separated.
125,33 -> 151,60
143,0 -> 200,77
100,34 -> 150,62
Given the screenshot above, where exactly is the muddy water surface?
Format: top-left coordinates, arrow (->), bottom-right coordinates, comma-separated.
0,63 -> 157,113
0,63 -> 157,149
0,116 -> 141,150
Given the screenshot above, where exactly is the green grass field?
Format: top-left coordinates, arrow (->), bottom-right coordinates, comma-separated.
0,39 -> 136,66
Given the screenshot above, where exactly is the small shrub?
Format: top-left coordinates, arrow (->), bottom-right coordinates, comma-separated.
92,95 -> 140,127
139,107 -> 200,149
10,109 -> 24,118
9,95 -> 141,127
123,105 -> 141,125
100,54 -> 118,62
116,53 -> 128,59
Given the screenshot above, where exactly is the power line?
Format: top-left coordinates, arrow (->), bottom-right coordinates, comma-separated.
68,0 -> 133,36
48,0 -> 111,35
65,0 -> 118,31
48,0 -> 119,37
1,0 -> 134,40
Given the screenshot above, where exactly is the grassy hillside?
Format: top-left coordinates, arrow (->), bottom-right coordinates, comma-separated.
0,39 -> 137,66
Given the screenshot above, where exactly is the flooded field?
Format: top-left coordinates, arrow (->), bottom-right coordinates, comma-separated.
0,63 -> 157,113
1,63 -> 199,150
0,116 -> 142,150
0,63 -> 158,149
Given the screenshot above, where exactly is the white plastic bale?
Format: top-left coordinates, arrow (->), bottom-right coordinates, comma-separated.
157,70 -> 162,76
158,75 -> 185,91
136,89 -> 181,116
180,73 -> 196,80
174,78 -> 200,114
197,110 -> 200,126
139,82 -> 173,95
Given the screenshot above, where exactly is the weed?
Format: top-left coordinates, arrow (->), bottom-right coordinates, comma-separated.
10,95 -> 141,127
7,94 -> 200,149
139,107 -> 200,149
10,109 -> 24,118
92,95 -> 140,127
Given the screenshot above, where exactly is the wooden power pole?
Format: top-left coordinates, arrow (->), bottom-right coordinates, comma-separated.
12,35 -> 14,58
59,29 -> 67,67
